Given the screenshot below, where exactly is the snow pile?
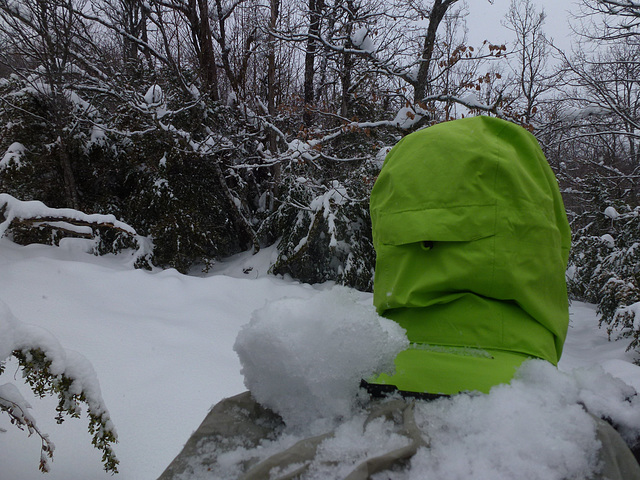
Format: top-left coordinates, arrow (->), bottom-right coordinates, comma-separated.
234,286 -> 409,428
402,361 -> 603,480
202,359 -> 639,480
572,366 -> 640,443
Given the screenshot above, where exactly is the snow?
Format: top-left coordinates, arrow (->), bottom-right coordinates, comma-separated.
393,106 -> 422,130
0,142 -> 25,169
234,287 -> 408,428
373,146 -> 393,168
144,85 -> 163,105
560,105 -> 610,121
350,27 -> 376,53
605,206 -> 620,219
392,105 -> 428,130
460,92 -> 486,109
600,233 -> 615,248
0,193 -> 137,239
0,239 -> 639,479
403,362 -> 603,480
88,126 -> 107,147
287,138 -> 314,160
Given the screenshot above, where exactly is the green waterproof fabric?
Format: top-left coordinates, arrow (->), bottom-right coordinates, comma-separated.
369,116 -> 571,394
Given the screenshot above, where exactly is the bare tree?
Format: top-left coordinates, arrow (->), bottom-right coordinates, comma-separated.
0,0 -> 88,209
153,0 -> 220,97
580,0 -> 640,40
503,0 -> 554,126
413,0 -> 460,103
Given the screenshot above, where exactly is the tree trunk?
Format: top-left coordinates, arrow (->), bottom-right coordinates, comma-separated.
303,0 -> 324,126
340,0 -> 355,118
267,0 -> 281,208
186,0 -> 219,100
196,0 -> 219,100
414,0 -> 459,103
57,138 -> 80,210
267,0 -> 280,150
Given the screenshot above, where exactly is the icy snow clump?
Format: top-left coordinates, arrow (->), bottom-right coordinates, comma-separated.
233,286 -> 408,428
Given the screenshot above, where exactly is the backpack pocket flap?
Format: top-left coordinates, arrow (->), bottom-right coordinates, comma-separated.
373,204 -> 496,246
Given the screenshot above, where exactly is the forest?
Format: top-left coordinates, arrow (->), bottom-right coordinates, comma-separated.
1,0 -> 640,356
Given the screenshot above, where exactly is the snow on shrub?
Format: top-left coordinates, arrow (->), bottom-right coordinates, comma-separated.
0,142 -> 25,169
0,300 -> 118,473
234,286 -> 409,428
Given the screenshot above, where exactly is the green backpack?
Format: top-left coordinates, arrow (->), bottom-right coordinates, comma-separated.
368,116 -> 571,395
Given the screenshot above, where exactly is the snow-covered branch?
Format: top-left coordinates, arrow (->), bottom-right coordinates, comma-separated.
0,301 -> 118,473
0,193 -> 136,239
0,194 -> 149,262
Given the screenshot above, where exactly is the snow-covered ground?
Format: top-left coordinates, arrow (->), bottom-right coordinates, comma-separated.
0,238 -> 639,479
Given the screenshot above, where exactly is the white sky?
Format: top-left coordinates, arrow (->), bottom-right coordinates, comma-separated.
465,0 -> 579,54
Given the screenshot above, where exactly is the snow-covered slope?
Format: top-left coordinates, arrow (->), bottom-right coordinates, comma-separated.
0,239 -> 639,479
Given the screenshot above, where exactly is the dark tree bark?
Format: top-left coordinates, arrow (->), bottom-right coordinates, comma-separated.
340,0 -> 356,118
187,0 -> 219,99
414,0 -> 459,103
303,0 -> 324,126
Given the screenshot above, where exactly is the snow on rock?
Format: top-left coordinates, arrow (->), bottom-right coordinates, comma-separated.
572,365 -> 640,444
0,142 -> 25,169
400,361 -> 604,480
231,290 -> 640,479
234,286 -> 409,428
204,358 -> 637,480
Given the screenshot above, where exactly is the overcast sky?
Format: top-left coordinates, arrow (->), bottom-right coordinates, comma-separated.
465,0 -> 578,54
